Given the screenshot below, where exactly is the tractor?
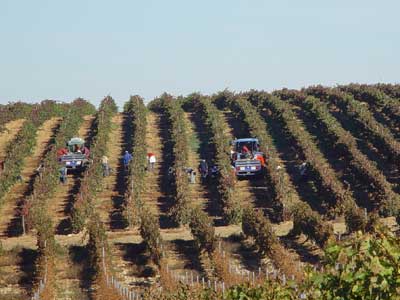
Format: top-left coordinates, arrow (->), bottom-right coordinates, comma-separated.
58,137 -> 89,172
231,138 -> 265,177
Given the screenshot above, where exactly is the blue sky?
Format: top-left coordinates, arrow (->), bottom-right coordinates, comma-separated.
0,0 -> 399,108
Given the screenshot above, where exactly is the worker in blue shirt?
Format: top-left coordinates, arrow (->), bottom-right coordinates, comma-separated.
123,150 -> 132,171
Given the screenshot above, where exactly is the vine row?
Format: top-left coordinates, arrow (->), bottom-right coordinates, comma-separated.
27,99 -> 95,299
192,96 -> 240,224
124,95 -> 148,227
259,94 -> 367,232
306,86 -> 400,163
125,95 -> 164,269
0,101 -> 69,209
302,95 -> 400,217
71,96 -> 118,232
226,94 -> 335,243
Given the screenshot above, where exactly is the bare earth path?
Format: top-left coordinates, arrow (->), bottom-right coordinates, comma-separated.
0,117 -> 61,237
143,111 -> 164,218
183,112 -> 210,210
95,113 -> 124,228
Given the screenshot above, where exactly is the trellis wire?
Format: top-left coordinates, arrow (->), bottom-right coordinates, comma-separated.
102,247 -> 142,300
30,241 -> 48,300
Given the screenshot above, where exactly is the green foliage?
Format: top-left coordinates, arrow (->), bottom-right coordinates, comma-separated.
189,206 -> 217,255
225,282 -> 297,300
70,97 -> 97,115
344,202 -> 368,233
309,226 -> 400,299
145,226 -> 400,300
139,207 -> 163,266
124,95 -> 147,227
242,207 -> 278,255
87,212 -> 108,280
291,202 -> 334,248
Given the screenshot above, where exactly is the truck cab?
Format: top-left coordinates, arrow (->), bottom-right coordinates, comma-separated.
231,138 -> 265,177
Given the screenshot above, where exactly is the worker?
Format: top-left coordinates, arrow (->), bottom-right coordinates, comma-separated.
35,164 -> 44,179
147,152 -> 156,171
168,166 -> 174,180
57,147 -> 68,158
241,145 -> 250,159
210,165 -> 219,179
254,153 -> 265,166
198,159 -> 208,180
299,162 -> 308,182
123,150 -> 132,171
59,166 -> 68,184
102,155 -> 109,177
185,167 -> 196,184
190,169 -> 196,184
0,160 -> 4,175
82,146 -> 90,158
230,149 -> 235,159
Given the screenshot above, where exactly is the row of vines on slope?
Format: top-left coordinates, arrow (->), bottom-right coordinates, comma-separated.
80,97 -> 122,300
301,96 -> 400,217
71,96 -> 118,232
373,83 -> 400,100
27,99 -> 95,299
124,95 -> 148,227
305,86 -> 400,164
190,95 -> 240,224
222,94 -> 334,247
0,100 -> 68,133
151,95 -> 236,285
241,207 -> 302,281
0,100 -> 69,209
192,93 -> 303,281
256,93 -> 367,233
156,94 -> 191,225
124,95 -> 164,270
339,84 -> 400,126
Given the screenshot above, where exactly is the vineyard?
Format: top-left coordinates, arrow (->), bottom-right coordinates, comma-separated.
0,84 -> 399,300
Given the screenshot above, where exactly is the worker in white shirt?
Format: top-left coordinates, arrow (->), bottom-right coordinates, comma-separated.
147,152 -> 156,172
